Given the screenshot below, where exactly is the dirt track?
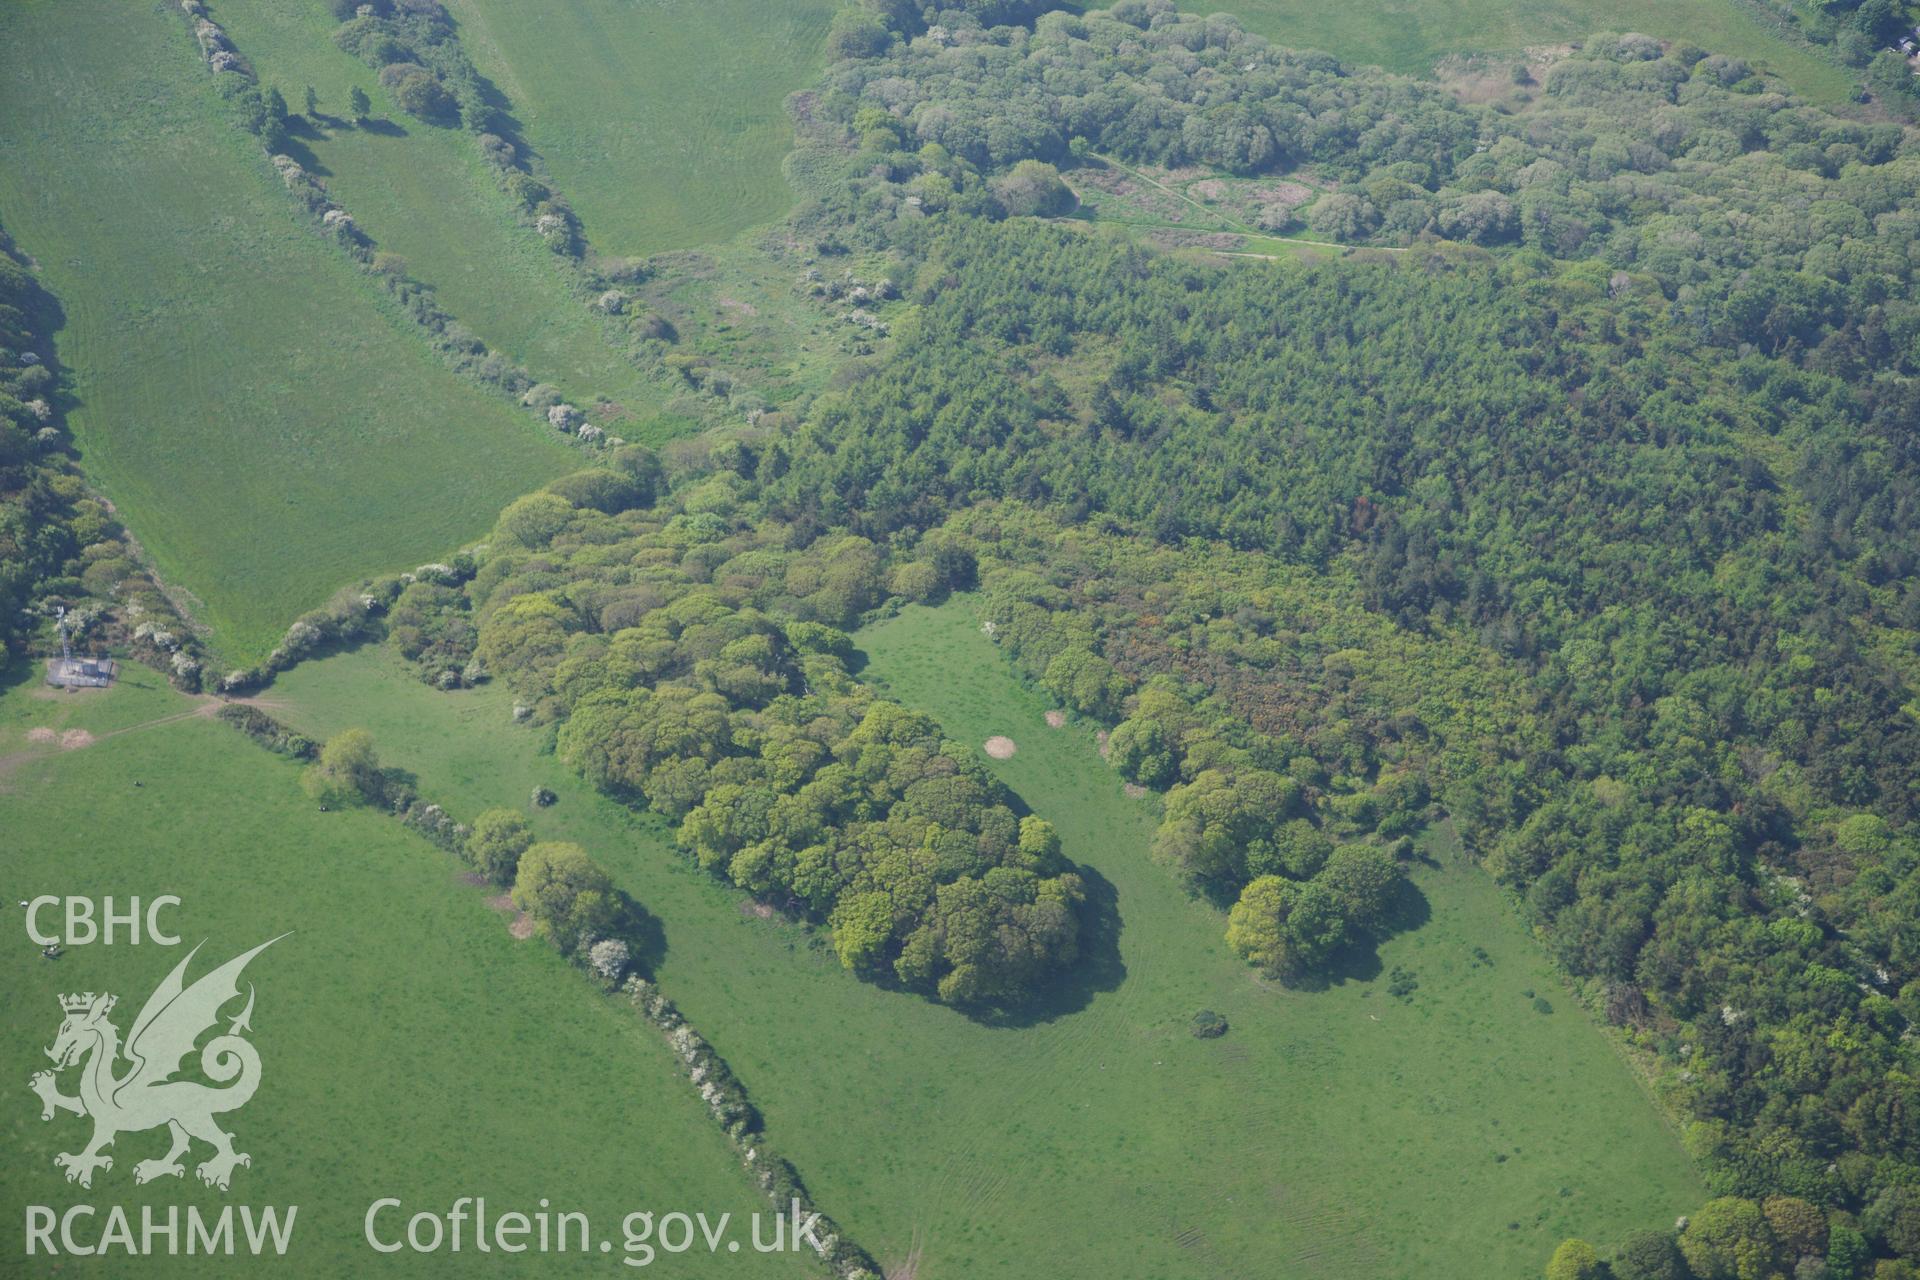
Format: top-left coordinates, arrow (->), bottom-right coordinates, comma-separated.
0,696 -> 229,782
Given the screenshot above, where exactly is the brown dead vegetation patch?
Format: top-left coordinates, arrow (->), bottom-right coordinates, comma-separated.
983,735 -> 1017,760
1045,710 -> 1067,729
1253,180 -> 1313,208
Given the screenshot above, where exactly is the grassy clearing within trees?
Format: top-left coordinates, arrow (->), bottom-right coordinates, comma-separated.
1062,156 -> 1349,262
0,0 -> 572,662
1220,0 -> 1852,101
442,0 -> 838,256
270,607 -> 1701,1279
0,662 -> 800,1278
206,0 -> 666,420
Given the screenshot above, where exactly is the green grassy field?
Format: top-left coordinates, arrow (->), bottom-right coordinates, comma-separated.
442,0 -> 839,257
269,603 -> 1702,1279
0,661 -> 803,1277
205,0 -> 666,422
1224,0 -> 1852,102
0,0 -> 575,664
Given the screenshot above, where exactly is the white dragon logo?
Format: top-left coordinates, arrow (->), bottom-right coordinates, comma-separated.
29,936 -> 285,1191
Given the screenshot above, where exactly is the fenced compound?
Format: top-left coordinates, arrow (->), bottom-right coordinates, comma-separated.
45,656 -> 117,690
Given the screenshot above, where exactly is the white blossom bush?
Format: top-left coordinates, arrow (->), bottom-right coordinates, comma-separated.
282,619 -> 323,654
546,403 -> 579,432
589,938 -> 631,982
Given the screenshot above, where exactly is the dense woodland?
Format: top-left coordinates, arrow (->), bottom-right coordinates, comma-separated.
461,8 -> 1920,1273
16,0 -> 1920,1274
795,11 -> 1920,1275
391,470 -> 1086,1007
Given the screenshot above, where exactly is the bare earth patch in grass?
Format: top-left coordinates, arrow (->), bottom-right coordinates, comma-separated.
1045,710 -> 1067,729
59,729 -> 94,750
486,890 -> 535,939
26,727 -> 56,744
983,735 -> 1017,759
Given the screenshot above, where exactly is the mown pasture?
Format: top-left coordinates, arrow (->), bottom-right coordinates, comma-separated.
0,0 -> 573,663
441,0 -> 839,256
0,661 -> 802,1277
270,603 -> 1703,1279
